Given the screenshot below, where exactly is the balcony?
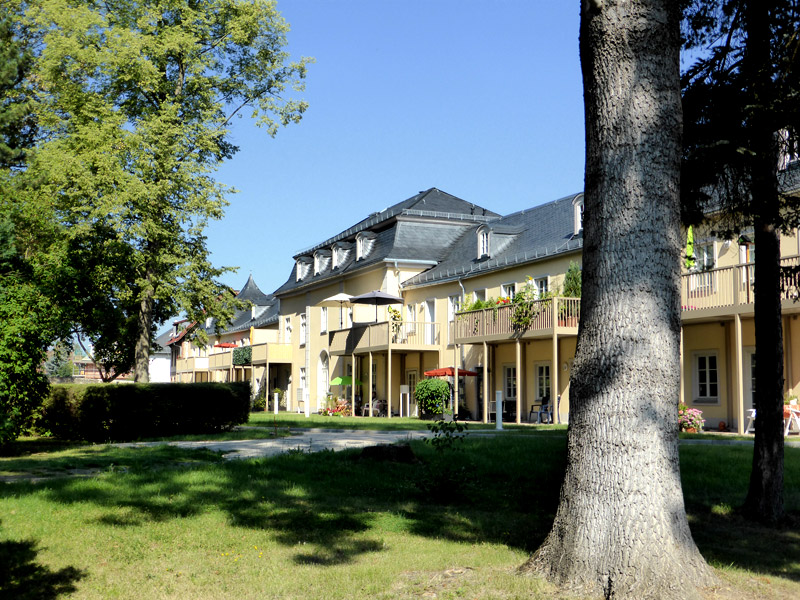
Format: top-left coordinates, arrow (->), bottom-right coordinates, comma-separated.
252,342 -> 292,364
681,256 -> 800,319
209,352 -> 233,370
329,321 -> 440,356
175,356 -> 208,373
453,297 -> 580,344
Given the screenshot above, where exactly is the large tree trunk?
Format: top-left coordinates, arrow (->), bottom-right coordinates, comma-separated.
133,272 -> 155,383
743,0 -> 785,524
523,1 -> 715,598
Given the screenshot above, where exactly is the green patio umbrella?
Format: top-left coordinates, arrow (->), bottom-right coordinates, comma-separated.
330,375 -> 363,386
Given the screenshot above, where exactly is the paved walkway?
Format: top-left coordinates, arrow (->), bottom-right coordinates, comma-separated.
118,427 -> 800,460
118,428 -> 435,460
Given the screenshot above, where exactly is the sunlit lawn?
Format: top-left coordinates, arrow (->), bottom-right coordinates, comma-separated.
1,433 -> 798,599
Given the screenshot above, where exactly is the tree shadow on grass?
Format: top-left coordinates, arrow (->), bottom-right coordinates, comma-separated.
0,538 -> 85,600
688,505 -> 800,583
3,436 -> 797,582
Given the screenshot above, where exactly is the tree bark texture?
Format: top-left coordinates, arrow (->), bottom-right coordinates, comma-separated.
133,271 -> 155,383
523,1 -> 715,598
743,0 -> 785,524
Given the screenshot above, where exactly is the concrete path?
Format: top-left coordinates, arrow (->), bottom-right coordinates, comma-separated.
116,427 -> 800,460
118,428 -> 435,460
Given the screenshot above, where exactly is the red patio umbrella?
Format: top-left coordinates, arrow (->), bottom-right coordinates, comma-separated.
424,367 -> 478,377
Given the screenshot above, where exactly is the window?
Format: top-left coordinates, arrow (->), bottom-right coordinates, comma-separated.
406,303 -> 415,324
320,307 -> 328,333
534,276 -> 549,299
501,283 -> 516,301
299,367 -> 306,392
535,363 -> 551,400
406,370 -> 418,403
299,313 -> 307,345
283,316 -> 292,344
478,228 -> 490,258
447,295 -> 461,321
314,253 -> 321,275
296,258 -> 311,281
693,351 -> 719,403
504,365 -> 517,399
573,195 -> 584,236
356,235 -> 364,260
694,243 -> 715,271
332,246 -> 341,269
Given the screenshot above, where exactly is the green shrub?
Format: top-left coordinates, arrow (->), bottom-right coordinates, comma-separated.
415,378 -> 451,417
232,346 -> 252,365
37,382 -> 250,442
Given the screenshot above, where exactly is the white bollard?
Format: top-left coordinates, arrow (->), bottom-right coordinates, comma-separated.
495,391 -> 503,431
273,392 -> 279,415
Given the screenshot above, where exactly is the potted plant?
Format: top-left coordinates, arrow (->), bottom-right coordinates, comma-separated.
678,402 -> 705,433
415,378 -> 451,419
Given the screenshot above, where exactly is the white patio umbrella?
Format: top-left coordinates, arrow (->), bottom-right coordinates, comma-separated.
319,292 -> 353,328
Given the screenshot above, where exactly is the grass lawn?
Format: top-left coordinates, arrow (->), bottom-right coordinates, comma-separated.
247,411 -> 568,433
1,434 -> 798,599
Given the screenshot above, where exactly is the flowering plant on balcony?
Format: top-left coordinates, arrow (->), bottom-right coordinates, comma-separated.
496,296 -> 512,305
678,402 -> 705,432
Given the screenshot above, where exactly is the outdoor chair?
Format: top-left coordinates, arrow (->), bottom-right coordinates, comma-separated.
785,400 -> 800,436
746,408 -> 756,433
361,399 -> 387,417
529,396 -> 552,424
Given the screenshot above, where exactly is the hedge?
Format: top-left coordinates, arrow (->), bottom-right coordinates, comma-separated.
37,382 -> 250,442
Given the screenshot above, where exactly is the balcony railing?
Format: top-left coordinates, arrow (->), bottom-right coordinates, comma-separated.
681,256 -> 800,311
454,297 -> 580,342
175,356 -> 208,373
328,321 -> 440,355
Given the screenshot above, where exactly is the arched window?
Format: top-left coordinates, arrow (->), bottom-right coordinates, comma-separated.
572,194 -> 585,236
477,227 -> 490,259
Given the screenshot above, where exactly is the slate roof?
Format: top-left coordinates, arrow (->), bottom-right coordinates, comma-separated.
206,276 -> 279,336
274,188 -> 501,296
402,192 -> 584,289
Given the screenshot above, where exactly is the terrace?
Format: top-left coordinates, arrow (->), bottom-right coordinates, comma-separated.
328,321 -> 441,356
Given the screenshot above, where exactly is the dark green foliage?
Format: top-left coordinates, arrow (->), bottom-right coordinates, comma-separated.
232,346 -> 252,366
424,416 -> 468,453
0,14 -> 36,169
414,378 -> 450,417
562,261 -> 582,297
37,382 -> 250,442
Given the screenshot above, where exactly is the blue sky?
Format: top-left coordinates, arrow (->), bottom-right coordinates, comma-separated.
207,1 -> 585,293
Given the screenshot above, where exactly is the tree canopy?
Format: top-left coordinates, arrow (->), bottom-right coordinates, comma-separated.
26,0 -> 311,380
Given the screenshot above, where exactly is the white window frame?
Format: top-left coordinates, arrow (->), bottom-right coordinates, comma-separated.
533,276 -> 549,299
534,362 -> 551,401
478,228 -> 490,258
332,246 -> 341,269
501,283 -> 516,301
299,313 -> 307,346
503,364 -> 517,400
320,307 -> 328,333
692,350 -> 720,404
573,195 -> 584,236
299,367 -> 306,393
693,242 -> 716,272
447,294 -> 461,322
283,316 -> 292,344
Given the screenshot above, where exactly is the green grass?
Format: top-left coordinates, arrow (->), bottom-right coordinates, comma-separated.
247,411 -> 569,433
1,433 -> 798,599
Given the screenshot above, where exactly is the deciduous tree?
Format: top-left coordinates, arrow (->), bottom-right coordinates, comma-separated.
28,0 -> 311,380
523,1 -> 715,597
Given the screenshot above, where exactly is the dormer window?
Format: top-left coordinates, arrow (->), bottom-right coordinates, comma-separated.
780,127 -> 800,170
355,232 -> 375,261
313,250 -> 331,275
296,257 -> 312,281
572,194 -> 584,236
477,227 -> 490,259
331,242 -> 352,269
